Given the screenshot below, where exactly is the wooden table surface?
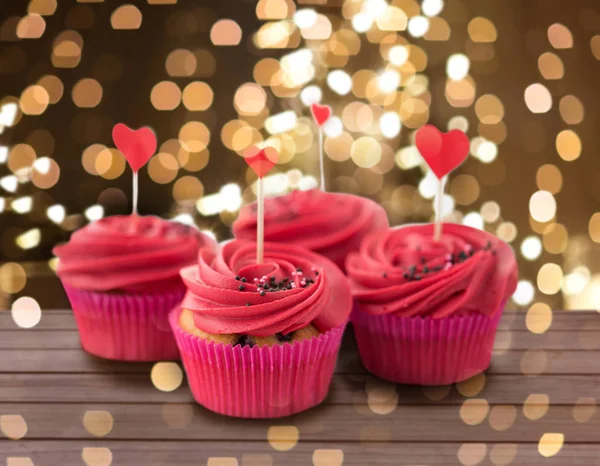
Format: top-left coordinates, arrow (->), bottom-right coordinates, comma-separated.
0,309 -> 599,465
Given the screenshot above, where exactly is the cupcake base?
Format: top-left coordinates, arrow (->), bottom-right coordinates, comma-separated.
170,307 -> 345,418
351,303 -> 505,385
64,284 -> 183,362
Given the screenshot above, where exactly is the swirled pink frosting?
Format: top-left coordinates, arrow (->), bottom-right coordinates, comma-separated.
232,190 -> 389,271
180,240 -> 352,336
347,224 -> 518,319
53,215 -> 217,293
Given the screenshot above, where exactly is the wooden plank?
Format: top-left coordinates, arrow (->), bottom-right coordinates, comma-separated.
2,328 -> 599,350
0,373 -> 598,405
1,309 -> 599,331
0,347 -> 598,375
0,440 -> 600,466
0,403 -> 596,442
0,440 -> 596,466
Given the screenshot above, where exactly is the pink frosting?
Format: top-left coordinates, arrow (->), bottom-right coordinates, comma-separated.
180,240 -> 352,336
347,224 -> 518,319
232,189 -> 389,271
54,215 -> 217,293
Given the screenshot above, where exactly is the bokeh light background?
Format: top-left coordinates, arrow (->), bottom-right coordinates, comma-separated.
1,0 -> 600,316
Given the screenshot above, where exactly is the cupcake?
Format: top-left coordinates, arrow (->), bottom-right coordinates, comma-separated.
347,223 -> 518,385
170,240 -> 352,418
54,215 -> 217,361
232,189 -> 389,272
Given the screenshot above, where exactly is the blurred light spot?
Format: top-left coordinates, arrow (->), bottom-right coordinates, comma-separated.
573,398 -> 596,423
11,297 -> 41,328
468,17 -> 497,43
151,81 -> 181,111
234,83 -> 266,116
312,450 -> 343,466
47,204 -> 66,224
562,266 -> 590,296
488,405 -> 517,431
448,116 -> 469,132
37,75 -> 63,104
422,0 -> 444,17
0,415 -> 27,440
521,236 -> 542,261
377,70 -> 400,93
17,14 -> 46,39
323,116 -> 343,138
166,49 -> 196,77
367,379 -> 398,415
20,85 -> 49,115
475,94 -> 504,124
555,130 -> 581,161
447,54 -> 470,81
207,459 -> 237,466
0,262 -> 26,294
294,9 -> 317,29
463,212 -> 484,230
524,394 -> 550,420
526,303 -> 552,334
538,433 -> 564,458
72,78 -> 103,108
529,191 -> 556,222
388,45 -> 408,66
450,174 -> 480,206
179,121 -> 210,152
211,19 -> 242,46
524,83 -> 552,113
538,52 -> 564,80
352,13 -> 373,33
548,23 -> 573,49
480,201 -> 500,223
456,373 -> 486,397
351,137 -> 381,168
327,70 -> 352,95
6,458 -> 34,466
82,447 -> 113,466
265,111 -> 296,134
460,399 -> 489,426
267,426 -> 299,451
173,176 -> 203,203
457,443 -> 487,466
496,221 -> 517,243
536,164 -> 562,194
407,16 -> 429,37
543,223 -> 568,254
85,205 -> 104,222
183,82 -> 213,112
379,112 -> 401,138
83,410 -> 113,437
559,95 -> 584,125
300,14 -> 332,40
590,213 -> 600,243
0,175 -> 18,193
513,280 -> 534,306
489,444 -> 518,466
300,85 -> 321,106
28,0 -> 58,15
591,35 -> 600,60
111,4 -> 142,29
151,362 -> 183,392
11,196 -> 32,214
537,263 -> 563,295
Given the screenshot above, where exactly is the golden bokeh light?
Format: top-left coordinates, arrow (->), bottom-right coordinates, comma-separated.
573,398 -> 596,423
82,447 -> 113,466
182,82 -> 214,111
150,362 -> 183,392
488,405 -> 517,431
166,49 -> 197,76
459,398 -> 489,426
28,0 -> 58,15
211,19 -> 242,46
16,14 -> 46,39
0,415 -> 28,440
179,121 -> 210,152
19,85 -> 50,115
457,443 -> 487,466
538,433 -> 564,458
151,81 -> 181,111
456,373 -> 486,397
468,17 -> 497,43
111,5 -> 142,30
267,426 -> 299,451
559,95 -> 584,125
535,164 -> 562,194
523,393 -> 550,420
11,297 -> 42,328
526,302 -> 552,334
489,443 -> 518,466
72,78 -> 103,108
162,403 -> 194,428
548,23 -> 573,49
555,129 -> 581,161
83,410 -> 114,437
538,52 -> 564,80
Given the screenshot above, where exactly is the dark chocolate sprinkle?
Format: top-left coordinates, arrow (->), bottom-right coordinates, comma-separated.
259,290 -> 266,296
245,303 -> 251,307
238,285 -> 245,291
383,272 -> 388,278
241,277 -> 247,283
276,332 -> 293,343
235,275 -> 240,281
236,335 -> 254,348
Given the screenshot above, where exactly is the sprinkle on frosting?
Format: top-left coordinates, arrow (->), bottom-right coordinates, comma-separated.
180,240 -> 352,336
346,223 -> 518,319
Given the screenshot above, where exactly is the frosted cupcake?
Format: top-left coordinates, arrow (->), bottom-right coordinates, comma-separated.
233,189 -> 389,272
347,223 -> 518,385
54,215 -> 217,361
170,240 -> 352,418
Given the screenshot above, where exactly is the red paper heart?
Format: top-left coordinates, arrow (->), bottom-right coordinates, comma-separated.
311,103 -> 332,127
243,146 -> 278,178
415,125 -> 470,179
112,123 -> 157,172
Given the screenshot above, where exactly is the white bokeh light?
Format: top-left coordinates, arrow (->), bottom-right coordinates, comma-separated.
323,116 -> 343,138
379,112 -> 401,139
377,70 -> 401,93
446,54 -> 470,81
293,9 -> 317,29
300,86 -> 322,106
327,70 -> 353,95
529,190 -> 556,222
388,45 -> 409,66
352,12 -> 373,33
513,280 -> 535,306
422,0 -> 444,16
521,236 -> 543,261
408,16 -> 429,37
462,212 -> 484,230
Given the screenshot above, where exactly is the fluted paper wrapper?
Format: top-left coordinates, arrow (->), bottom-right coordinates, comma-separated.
351,303 -> 505,385
63,283 -> 183,361
170,307 -> 345,418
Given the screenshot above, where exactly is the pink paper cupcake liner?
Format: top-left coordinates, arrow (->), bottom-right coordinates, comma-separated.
351,302 -> 505,385
169,307 -> 346,418
63,284 -> 184,361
